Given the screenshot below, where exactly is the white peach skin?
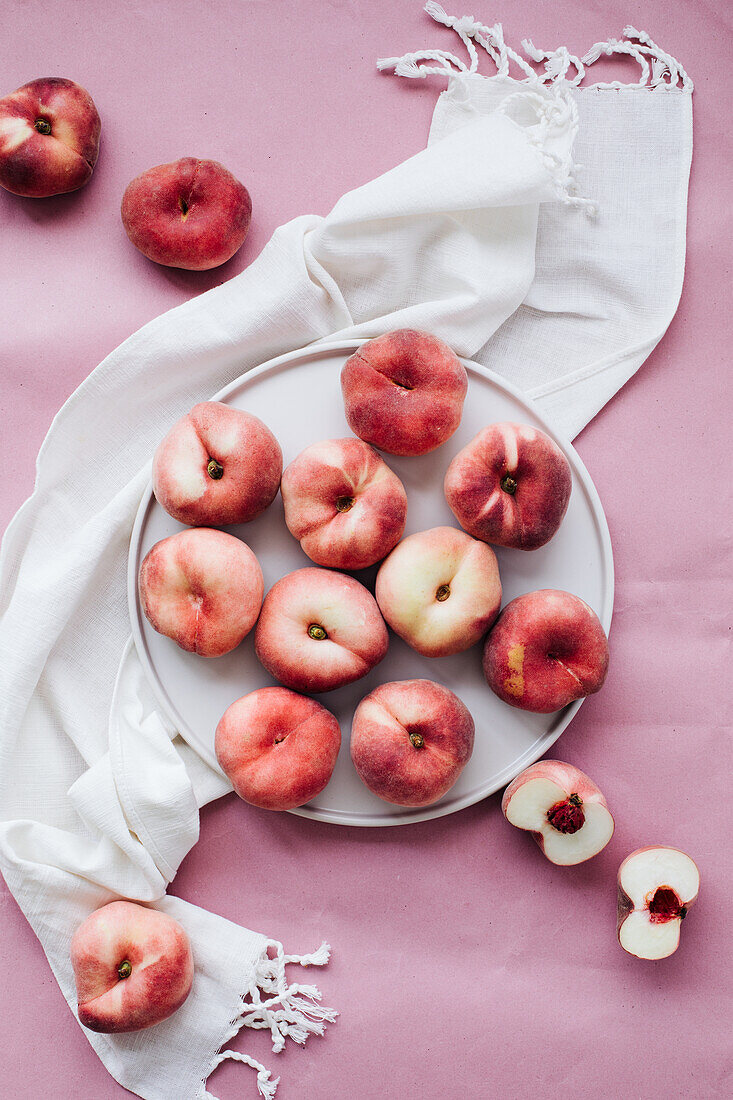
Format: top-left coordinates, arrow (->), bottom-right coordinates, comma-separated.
375,526 -> 501,657
153,401 -> 282,527
216,686 -> 341,810
71,901 -> 193,1033
281,437 -> 407,570
617,846 -> 700,960
351,679 -> 475,806
501,760 -> 614,865
138,528 -> 263,657
255,567 -> 388,693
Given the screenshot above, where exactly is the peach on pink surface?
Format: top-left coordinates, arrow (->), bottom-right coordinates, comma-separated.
71,901 -> 193,1033
121,157 -> 252,270
0,77 -> 100,197
255,567 -> 388,693
350,679 -> 474,806
281,437 -> 407,570
444,422 -> 572,550
501,760 -> 614,865
341,330 -> 467,456
139,528 -> 263,657
375,526 -> 501,657
215,686 -> 341,810
617,846 -> 700,960
483,589 -> 609,712
153,401 -> 282,527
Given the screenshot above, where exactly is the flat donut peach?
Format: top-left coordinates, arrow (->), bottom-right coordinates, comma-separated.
341,329 -> 467,456
483,589 -> 609,712
215,687 -> 341,810
445,422 -> 572,550
138,528 -> 263,657
152,401 -> 282,527
255,567 -> 388,693
281,437 -> 407,570
350,679 -> 475,806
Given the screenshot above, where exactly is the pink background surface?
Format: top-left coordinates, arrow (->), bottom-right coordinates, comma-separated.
1,1 -> 731,1098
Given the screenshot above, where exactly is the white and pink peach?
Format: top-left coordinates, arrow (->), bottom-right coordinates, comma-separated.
152,401 -> 282,527
375,526 -> 501,657
138,528 -> 263,657
501,760 -> 614,865
255,567 -> 388,693
71,901 -> 193,1033
281,437 -> 407,570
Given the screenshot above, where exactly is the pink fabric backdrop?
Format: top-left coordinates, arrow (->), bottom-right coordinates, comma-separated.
1,1 -> 730,1097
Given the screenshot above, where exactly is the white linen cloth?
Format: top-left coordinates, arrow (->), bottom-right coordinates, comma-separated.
0,8 -> 692,1099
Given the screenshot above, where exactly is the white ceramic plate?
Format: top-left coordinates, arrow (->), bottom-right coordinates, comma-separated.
128,340 -> 613,827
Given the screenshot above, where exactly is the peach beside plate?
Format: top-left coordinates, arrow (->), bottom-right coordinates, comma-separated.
128,340 -> 614,827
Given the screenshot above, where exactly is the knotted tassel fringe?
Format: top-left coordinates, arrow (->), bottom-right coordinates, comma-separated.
201,941 -> 337,1100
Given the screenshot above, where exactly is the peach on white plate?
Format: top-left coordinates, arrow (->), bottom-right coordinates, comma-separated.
255,567 -> 388,693
281,437 -> 407,570
139,528 -> 263,657
216,686 -> 341,810
501,760 -> 614,865
483,589 -> 609,712
375,526 -> 501,657
153,400 -> 282,527
351,679 -> 474,807
445,421 -> 572,550
341,329 -> 467,456
617,846 -> 700,960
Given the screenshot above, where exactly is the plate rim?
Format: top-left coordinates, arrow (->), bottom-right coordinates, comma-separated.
128,338 -> 614,827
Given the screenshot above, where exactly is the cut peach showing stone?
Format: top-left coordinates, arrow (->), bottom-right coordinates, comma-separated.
501,760 -> 614,865
617,846 -> 700,960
